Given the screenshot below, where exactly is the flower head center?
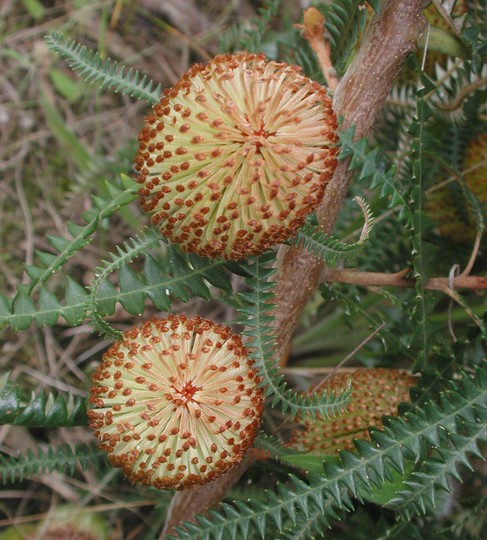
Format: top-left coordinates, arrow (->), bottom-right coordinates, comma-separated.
173,380 -> 200,405
246,122 -> 275,154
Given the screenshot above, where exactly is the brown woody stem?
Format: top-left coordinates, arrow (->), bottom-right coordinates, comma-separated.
275,1 -> 426,366
162,0 -> 427,533
161,454 -> 256,538
321,268 -> 487,291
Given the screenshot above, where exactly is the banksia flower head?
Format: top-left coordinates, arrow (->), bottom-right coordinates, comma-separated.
426,132 -> 487,243
88,315 -> 264,490
289,368 -> 415,455
0,505 -> 111,540
136,53 -> 338,259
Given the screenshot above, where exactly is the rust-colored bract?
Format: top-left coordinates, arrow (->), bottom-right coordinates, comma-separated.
135,53 -> 338,259
89,315 -> 264,490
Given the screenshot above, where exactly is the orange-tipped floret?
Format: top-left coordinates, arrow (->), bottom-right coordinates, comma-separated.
289,368 -> 415,455
88,315 -> 264,490
135,53 -> 338,260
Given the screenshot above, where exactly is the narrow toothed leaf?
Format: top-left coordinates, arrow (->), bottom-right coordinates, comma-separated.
143,254 -> 171,310
46,234 -> 71,253
35,250 -> 58,267
117,265 -> 146,315
24,264 -> 44,281
45,31 -> 162,104
38,287 -> 62,326
0,442 -> 104,485
236,255 -> 350,420
63,276 -> 87,326
12,286 -> 35,330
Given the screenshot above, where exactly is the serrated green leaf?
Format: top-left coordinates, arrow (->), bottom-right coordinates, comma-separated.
45,31 -> 162,104
95,279 -> 118,316
63,276 -> 87,326
143,254 -> 171,311
38,287 -> 62,326
0,442 -> 105,485
117,265 -> 146,315
24,264 -> 44,281
35,250 -> 58,268
12,287 -> 35,330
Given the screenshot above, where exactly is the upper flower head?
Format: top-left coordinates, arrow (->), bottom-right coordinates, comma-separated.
88,315 -> 264,490
135,53 -> 338,259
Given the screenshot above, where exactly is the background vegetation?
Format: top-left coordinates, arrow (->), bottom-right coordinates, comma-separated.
0,1 -> 486,539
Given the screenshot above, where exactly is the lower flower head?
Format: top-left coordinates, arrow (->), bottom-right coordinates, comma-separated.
136,53 -> 338,259
88,315 -> 264,490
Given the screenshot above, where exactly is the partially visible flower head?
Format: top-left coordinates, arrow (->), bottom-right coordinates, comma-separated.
88,315 -> 264,490
136,53 -> 338,259
289,368 -> 415,455
426,132 -> 487,243
0,505 -> 112,540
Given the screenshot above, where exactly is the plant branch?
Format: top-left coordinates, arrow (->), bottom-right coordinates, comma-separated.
320,267 -> 487,291
161,454 -> 256,538
436,75 -> 487,112
295,7 -> 339,91
274,0 -> 426,366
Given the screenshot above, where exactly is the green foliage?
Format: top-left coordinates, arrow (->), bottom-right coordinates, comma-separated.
0,240 -> 234,340
292,197 -> 374,264
171,367 -> 487,539
87,236 -> 233,339
87,228 -> 163,339
0,280 -> 85,331
339,126 -> 411,219
236,253 -> 351,420
0,372 -> 87,427
408,87 -> 439,371
0,442 -> 105,484
2,6 -> 486,539
0,175 -> 137,330
45,31 -> 162,105
219,0 -> 281,54
321,0 -> 368,75
241,0 -> 281,53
